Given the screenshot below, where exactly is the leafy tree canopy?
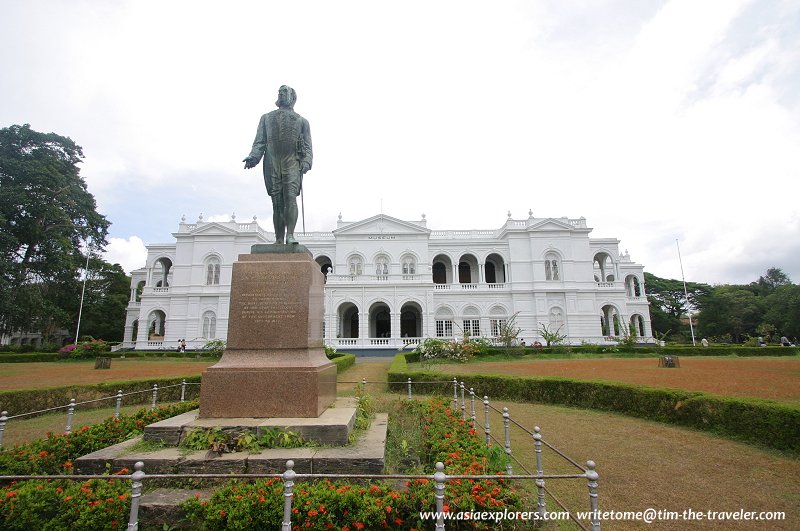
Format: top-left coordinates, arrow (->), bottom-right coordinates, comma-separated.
0,124 -> 110,336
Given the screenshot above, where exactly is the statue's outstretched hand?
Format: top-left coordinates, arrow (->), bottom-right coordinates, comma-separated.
243,157 -> 258,169
300,161 -> 310,173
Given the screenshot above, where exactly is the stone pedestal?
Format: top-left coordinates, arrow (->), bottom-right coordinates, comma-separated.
199,246 -> 336,418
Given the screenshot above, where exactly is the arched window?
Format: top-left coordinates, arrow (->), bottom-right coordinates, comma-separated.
205,257 -> 221,285
549,307 -> 565,331
202,311 -> 217,339
545,253 -> 561,281
348,256 -> 363,276
402,256 -> 416,276
375,255 -> 389,278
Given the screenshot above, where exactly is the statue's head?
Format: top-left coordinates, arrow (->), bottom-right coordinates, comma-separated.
276,85 -> 297,109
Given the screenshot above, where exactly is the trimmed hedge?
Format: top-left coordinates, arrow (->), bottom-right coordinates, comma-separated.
389,354 -> 800,453
0,351 -> 220,363
0,376 -> 202,418
478,345 -> 798,358
328,352 -> 356,372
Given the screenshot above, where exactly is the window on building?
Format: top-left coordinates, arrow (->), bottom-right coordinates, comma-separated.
545,253 -> 561,281
206,257 -> 221,285
402,257 -> 416,275
348,256 -> 363,276
463,319 -> 480,337
435,319 -> 453,337
375,256 -> 389,277
490,319 -> 507,337
202,311 -> 217,339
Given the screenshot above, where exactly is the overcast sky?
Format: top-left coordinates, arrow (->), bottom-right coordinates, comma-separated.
2,0 -> 798,285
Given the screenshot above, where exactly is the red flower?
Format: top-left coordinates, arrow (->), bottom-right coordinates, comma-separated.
385,505 -> 392,513
354,523 -> 365,530
442,504 -> 450,513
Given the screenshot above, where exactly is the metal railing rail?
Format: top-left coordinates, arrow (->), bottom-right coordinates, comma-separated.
0,379 -> 196,448
0,459 -> 600,530
355,376 -> 602,530
0,376 -> 601,529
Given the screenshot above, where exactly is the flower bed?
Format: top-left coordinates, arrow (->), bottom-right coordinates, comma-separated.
0,401 -> 199,476
182,397 -> 521,530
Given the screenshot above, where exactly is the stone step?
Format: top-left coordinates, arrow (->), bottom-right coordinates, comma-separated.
144,397 -> 358,446
75,413 -> 387,476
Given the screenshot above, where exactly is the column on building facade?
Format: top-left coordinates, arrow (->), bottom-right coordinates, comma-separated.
391,311 -> 400,341
479,263 -> 485,284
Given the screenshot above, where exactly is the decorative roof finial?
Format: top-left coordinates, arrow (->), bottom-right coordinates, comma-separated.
528,209 -> 533,218
507,210 -> 512,219
338,212 -> 342,221
180,214 -> 186,223
231,212 -> 236,221
198,213 -> 204,222
422,213 -> 426,220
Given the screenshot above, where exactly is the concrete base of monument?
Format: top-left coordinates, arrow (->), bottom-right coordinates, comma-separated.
74,410 -> 388,476
199,358 -> 337,418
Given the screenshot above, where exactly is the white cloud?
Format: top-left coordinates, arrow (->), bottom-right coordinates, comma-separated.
2,0 -> 798,285
103,236 -> 147,274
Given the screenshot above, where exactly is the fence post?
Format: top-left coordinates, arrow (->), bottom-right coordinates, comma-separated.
127,461 -> 145,530
282,460 -> 296,531
483,396 -> 491,445
434,461 -> 447,531
0,411 -> 7,449
452,378 -> 458,410
502,407 -> 513,475
586,460 -> 600,531
151,384 -> 158,410
469,388 -> 476,426
65,398 -> 76,434
407,378 -> 412,400
459,381 -> 466,421
533,426 -> 546,517
180,379 -> 187,402
114,390 -> 123,419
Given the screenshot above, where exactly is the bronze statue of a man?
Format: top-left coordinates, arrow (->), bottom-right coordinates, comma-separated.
243,85 -> 313,245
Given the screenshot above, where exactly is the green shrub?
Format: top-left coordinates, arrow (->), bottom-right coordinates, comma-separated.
0,401 -> 199,475
202,339 -> 226,357
0,476 -> 130,530
326,351 -> 356,372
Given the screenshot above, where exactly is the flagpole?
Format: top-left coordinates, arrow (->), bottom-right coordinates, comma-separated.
676,239 -> 696,346
74,240 -> 91,344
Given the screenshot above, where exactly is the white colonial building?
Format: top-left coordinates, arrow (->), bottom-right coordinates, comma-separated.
122,213 -> 652,351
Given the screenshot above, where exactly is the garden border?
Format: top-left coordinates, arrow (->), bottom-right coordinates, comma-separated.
388,354 -> 800,453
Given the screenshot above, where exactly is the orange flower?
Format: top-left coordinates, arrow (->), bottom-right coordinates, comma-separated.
354,523 -> 365,530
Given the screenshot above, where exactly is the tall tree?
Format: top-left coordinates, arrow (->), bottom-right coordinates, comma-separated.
75,257 -> 131,342
762,284 -> 800,339
644,272 -> 710,340
696,285 -> 764,342
0,124 -> 109,338
753,267 -> 792,296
